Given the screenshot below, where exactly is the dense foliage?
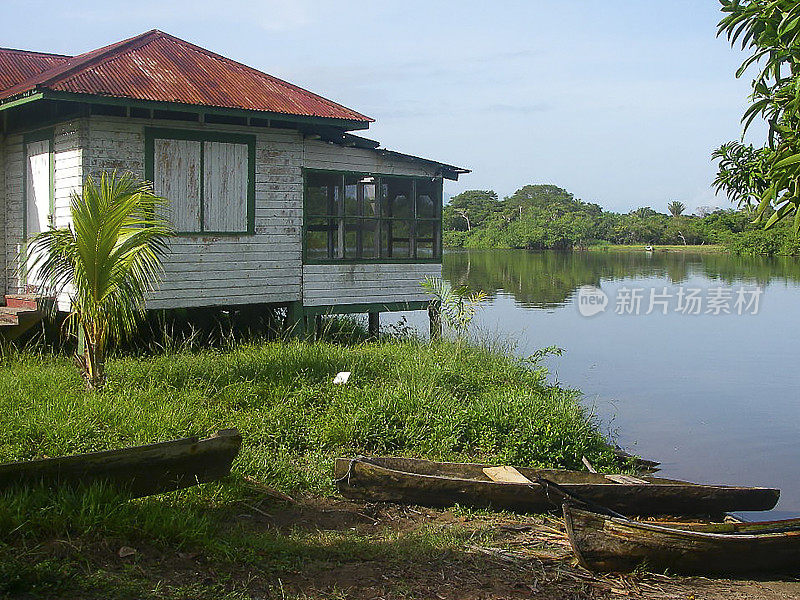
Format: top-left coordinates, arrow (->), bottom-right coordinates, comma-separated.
442,184 -> 799,255
716,0 -> 800,229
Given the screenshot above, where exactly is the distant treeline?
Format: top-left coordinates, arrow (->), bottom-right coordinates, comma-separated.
443,185 -> 800,257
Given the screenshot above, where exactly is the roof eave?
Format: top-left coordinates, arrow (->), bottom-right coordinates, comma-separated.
376,148 -> 471,181
0,88 -> 372,131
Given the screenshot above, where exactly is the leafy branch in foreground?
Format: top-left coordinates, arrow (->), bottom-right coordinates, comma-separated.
421,276 -> 487,339
27,172 -> 173,390
712,141 -> 771,210
718,0 -> 800,230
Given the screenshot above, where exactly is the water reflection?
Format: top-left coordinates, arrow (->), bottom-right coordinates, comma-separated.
438,249 -> 800,518
444,250 -> 800,308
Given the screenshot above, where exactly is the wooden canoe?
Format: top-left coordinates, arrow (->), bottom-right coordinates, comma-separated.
333,456 -> 779,516
563,504 -> 800,575
0,429 -> 242,498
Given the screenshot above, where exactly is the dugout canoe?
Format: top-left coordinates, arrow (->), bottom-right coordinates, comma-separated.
0,429 -> 242,498
333,456 -> 779,516
563,504 -> 800,574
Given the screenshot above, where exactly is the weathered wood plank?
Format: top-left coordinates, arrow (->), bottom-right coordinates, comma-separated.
204,141 -> 248,232
0,429 -> 241,499
154,138 -> 201,232
483,466 -> 533,484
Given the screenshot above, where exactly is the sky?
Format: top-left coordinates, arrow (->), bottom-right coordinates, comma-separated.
4,0 -> 765,213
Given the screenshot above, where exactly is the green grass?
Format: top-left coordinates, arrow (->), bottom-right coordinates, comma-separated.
0,337 -> 617,598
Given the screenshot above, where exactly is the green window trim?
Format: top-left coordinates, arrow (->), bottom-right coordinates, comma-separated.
144,127 -> 256,236
302,167 -> 443,265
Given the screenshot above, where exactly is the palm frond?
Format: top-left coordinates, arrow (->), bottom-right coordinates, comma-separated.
24,171 -> 173,388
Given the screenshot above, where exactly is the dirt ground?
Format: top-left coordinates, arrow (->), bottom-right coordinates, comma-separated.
26,496 -> 800,600
173,497 -> 800,599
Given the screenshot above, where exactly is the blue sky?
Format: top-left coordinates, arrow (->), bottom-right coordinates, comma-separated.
6,1 -> 763,213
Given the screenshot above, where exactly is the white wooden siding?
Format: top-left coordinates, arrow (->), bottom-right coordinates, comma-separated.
303,141 -> 437,177
203,141 -> 247,232
53,121 -> 84,230
85,116 -> 302,309
3,121 -> 83,296
153,139 -> 201,232
302,263 -> 441,306
2,114 -> 443,310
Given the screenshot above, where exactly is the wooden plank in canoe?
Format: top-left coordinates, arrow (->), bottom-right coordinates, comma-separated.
605,474 -> 649,485
0,429 -> 242,498
483,466 -> 533,484
334,456 -> 780,516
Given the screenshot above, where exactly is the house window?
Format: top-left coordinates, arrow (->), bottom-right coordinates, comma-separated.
304,170 -> 442,262
145,128 -> 255,234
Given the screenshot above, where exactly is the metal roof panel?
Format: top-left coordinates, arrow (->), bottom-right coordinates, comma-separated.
0,31 -> 372,124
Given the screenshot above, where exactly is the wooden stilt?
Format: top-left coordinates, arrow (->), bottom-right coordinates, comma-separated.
428,301 -> 442,340
368,312 -> 380,338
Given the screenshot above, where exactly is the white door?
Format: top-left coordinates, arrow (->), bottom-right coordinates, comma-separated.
25,139 -> 52,292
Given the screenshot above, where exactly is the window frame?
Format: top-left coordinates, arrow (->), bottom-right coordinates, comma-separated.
144,127 -> 256,236
302,167 -> 442,264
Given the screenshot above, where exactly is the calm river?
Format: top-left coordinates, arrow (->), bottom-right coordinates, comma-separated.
406,249 -> 800,518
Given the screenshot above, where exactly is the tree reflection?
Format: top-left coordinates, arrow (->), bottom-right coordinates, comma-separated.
443,250 -> 800,308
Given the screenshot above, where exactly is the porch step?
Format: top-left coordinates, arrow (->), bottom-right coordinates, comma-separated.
0,294 -> 48,339
5,294 -> 40,310
0,306 -> 38,326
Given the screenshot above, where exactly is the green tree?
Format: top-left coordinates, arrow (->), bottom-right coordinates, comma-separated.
718,0 -> 800,230
443,190 -> 499,231
28,172 -> 173,390
667,201 -> 686,217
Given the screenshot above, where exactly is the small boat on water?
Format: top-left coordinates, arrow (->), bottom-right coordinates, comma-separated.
0,429 -> 242,498
333,456 -> 779,516
563,504 -> 800,575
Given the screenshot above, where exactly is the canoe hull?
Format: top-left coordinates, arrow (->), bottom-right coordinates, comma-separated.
0,429 -> 242,498
334,456 -> 779,516
564,505 -> 800,575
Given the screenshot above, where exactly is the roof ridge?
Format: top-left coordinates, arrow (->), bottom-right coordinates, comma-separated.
0,30 -> 161,99
35,30 -> 162,88
150,31 -> 373,122
0,30 -> 372,124
0,47 -> 72,59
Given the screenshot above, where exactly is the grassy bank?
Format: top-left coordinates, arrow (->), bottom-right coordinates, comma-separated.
585,243 -> 725,254
0,338 -> 617,599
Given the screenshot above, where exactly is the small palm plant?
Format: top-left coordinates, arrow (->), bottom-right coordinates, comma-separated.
421,276 -> 487,340
27,172 -> 173,390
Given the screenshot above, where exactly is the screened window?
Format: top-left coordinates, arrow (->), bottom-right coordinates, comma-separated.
146,128 -> 255,234
304,170 -> 442,262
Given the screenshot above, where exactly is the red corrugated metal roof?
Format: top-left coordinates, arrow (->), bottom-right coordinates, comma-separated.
0,30 -> 372,124
0,48 -> 70,92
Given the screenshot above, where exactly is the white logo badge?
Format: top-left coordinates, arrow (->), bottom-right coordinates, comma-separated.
577,285 -> 608,317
